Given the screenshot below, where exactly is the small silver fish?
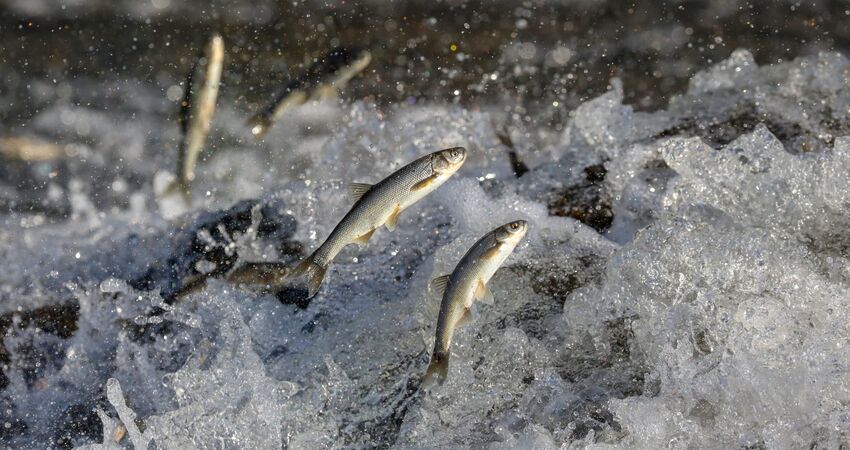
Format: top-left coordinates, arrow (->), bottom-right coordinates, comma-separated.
170,261 -> 290,301
173,34 -> 224,197
0,136 -> 63,161
248,47 -> 372,138
290,147 -> 467,298
423,220 -> 529,386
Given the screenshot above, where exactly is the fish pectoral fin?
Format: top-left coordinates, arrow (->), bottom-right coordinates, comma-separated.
411,173 -> 440,192
348,182 -> 373,203
456,307 -> 473,328
429,275 -> 450,297
352,228 -> 376,245
385,205 -> 402,231
475,279 -> 495,305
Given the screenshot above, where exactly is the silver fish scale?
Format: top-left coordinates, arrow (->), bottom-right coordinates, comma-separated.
313,155 -> 434,267
434,230 -> 500,355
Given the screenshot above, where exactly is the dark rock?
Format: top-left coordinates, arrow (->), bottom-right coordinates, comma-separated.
53,403 -> 103,450
548,164 -> 614,233
128,198 -> 301,302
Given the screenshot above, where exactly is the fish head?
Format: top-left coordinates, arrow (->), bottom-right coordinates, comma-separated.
208,34 -> 224,55
248,115 -> 272,138
494,220 -> 528,245
431,147 -> 467,175
348,49 -> 372,72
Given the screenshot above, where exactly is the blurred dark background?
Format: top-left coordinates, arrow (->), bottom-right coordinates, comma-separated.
1,0 -> 849,129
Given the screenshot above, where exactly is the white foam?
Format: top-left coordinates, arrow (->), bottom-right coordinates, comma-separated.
3,49 -> 850,448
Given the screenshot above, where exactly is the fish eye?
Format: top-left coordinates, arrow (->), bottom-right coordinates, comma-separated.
510,223 -> 519,230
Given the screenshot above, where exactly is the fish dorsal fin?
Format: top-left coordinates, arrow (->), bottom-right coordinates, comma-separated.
429,274 -> 451,297
385,205 -> 401,231
352,228 -> 375,245
455,307 -> 473,328
349,183 -> 373,202
475,279 -> 494,305
411,173 -> 439,192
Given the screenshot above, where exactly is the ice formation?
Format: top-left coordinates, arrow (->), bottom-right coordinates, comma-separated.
3,48 -> 850,449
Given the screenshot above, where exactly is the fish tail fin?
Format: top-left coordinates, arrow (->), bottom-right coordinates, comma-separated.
178,180 -> 192,200
289,254 -> 326,299
422,351 -> 449,388
161,178 -> 192,201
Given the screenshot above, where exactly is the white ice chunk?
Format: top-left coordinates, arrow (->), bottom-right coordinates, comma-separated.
106,378 -> 151,450
687,48 -> 757,95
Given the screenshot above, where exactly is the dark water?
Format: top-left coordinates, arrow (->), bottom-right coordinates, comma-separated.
2,0 -> 849,131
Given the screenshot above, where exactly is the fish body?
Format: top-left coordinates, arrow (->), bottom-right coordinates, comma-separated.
248,47 -> 372,138
170,261 -> 290,301
226,261 -> 290,289
174,34 -> 225,197
291,147 -> 467,298
0,136 -> 63,161
423,220 -> 529,386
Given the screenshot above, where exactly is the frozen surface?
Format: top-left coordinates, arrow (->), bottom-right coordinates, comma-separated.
3,49 -> 850,449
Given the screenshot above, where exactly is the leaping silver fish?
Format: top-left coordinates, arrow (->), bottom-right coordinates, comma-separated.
289,147 -> 467,298
247,47 -> 372,138
423,220 -> 529,386
170,34 -> 225,198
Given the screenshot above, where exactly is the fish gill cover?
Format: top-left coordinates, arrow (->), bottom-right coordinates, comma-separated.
2,0 -> 850,448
